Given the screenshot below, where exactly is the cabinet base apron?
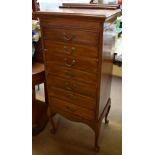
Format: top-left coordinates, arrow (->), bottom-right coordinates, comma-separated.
48,98 -> 111,152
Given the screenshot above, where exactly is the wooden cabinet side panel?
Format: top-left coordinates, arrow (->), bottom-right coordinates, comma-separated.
98,59 -> 113,118
98,28 -> 114,119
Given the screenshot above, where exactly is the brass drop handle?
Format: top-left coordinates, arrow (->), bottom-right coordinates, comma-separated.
66,93 -> 77,100
63,32 -> 74,41
64,58 -> 76,67
64,46 -> 76,55
66,106 -> 76,112
65,82 -> 72,91
65,82 -> 76,91
43,49 -> 48,52
71,47 -> 76,51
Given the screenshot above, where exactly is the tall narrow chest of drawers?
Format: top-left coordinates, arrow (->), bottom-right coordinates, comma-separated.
34,8 -> 121,151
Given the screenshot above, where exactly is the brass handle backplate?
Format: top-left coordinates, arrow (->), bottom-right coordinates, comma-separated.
65,82 -> 76,91
64,46 -> 76,55
63,32 -> 75,41
66,106 -> 76,112
64,58 -> 76,67
43,49 -> 48,52
66,93 -> 77,100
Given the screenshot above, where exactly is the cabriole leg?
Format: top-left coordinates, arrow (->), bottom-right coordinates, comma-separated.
94,124 -> 100,152
105,98 -> 111,124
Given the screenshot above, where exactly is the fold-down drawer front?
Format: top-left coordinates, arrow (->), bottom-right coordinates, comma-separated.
49,97 -> 95,121
47,75 -> 97,98
43,41 -> 99,58
45,64 -> 97,85
42,28 -> 99,46
48,87 -> 96,111
44,53 -> 98,74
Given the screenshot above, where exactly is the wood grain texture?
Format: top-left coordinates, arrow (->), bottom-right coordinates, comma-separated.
48,87 -> 96,110
44,53 -> 98,74
47,75 -> 97,98
59,3 -> 120,10
34,8 -> 121,20
35,8 -> 121,151
45,64 -> 97,85
42,27 -> 99,46
40,18 -> 100,31
43,40 -> 99,58
32,63 -> 48,136
49,97 -> 95,121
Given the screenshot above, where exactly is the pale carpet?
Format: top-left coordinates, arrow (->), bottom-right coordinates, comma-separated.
33,76 -> 122,155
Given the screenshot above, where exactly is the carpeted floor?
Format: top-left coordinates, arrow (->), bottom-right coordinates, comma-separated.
33,76 -> 122,155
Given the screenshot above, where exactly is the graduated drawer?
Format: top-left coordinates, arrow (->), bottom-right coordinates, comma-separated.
49,97 -> 95,121
40,18 -> 100,31
46,64 -> 97,85
48,87 -> 96,111
47,75 -> 97,98
44,53 -> 98,74
42,27 -> 99,46
43,41 -> 99,58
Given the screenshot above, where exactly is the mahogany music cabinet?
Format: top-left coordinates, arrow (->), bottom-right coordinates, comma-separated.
34,8 -> 121,151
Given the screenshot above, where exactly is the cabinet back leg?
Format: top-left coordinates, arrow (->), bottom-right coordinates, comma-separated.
50,117 -> 56,134
105,98 -> 111,124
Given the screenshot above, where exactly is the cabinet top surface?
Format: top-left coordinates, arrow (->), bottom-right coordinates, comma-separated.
34,8 -> 121,20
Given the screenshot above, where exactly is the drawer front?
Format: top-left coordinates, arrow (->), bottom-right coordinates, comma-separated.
47,75 -> 97,98
44,41 -> 99,58
45,64 -> 97,85
49,97 -> 95,121
48,87 -> 96,110
42,28 -> 99,46
40,18 -> 100,31
44,53 -> 98,74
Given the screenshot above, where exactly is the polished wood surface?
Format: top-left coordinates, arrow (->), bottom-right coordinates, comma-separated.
32,63 -> 48,136
49,97 -> 95,121
32,0 -> 49,136
48,87 -> 96,110
44,41 -> 98,58
47,75 -> 97,98
34,8 -> 121,151
32,0 -> 40,19
45,54 -> 98,74
42,28 -> 99,46
45,64 -> 97,85
40,18 -> 100,31
60,3 -> 120,10
34,8 -> 121,20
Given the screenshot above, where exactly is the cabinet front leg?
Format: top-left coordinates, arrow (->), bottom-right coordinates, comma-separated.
94,124 -> 100,152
